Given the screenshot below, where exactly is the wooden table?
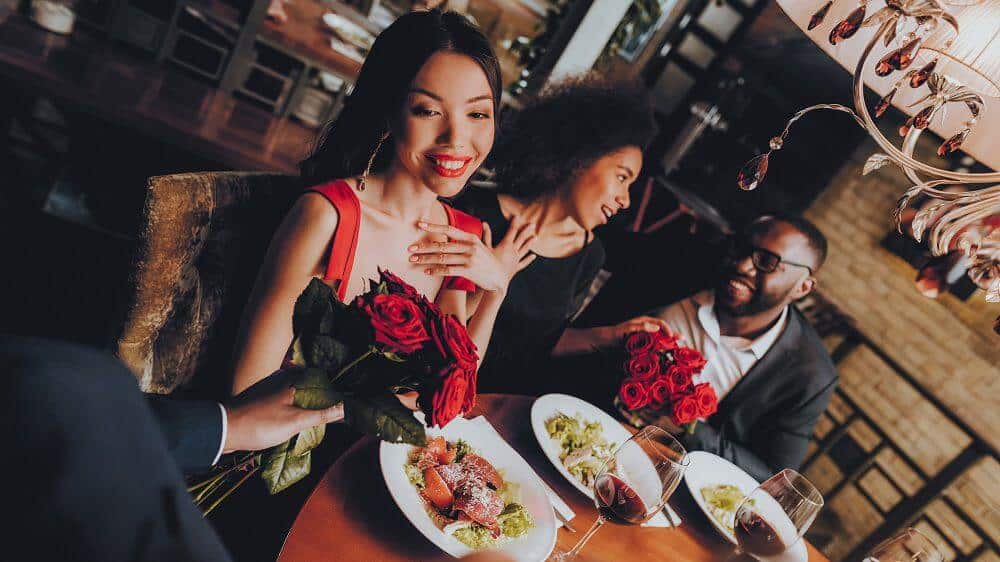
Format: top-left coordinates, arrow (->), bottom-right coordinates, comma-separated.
278,394 -> 830,561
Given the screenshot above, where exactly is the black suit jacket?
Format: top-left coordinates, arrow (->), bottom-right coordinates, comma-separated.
146,394 -> 224,473
678,306 -> 838,482
2,336 -> 232,562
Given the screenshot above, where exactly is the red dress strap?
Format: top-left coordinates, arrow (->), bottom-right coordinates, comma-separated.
441,204 -> 484,292
306,180 -> 361,301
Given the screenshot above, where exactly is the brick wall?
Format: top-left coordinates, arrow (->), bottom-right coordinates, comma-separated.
805,139 -> 999,445
800,137 -> 999,560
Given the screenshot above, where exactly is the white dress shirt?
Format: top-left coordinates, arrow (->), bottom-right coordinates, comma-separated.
213,403 -> 228,466
653,291 -> 789,401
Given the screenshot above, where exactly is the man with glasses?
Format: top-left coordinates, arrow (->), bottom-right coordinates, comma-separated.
651,214 -> 838,482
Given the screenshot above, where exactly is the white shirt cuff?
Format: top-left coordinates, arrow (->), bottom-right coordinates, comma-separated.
212,403 -> 228,466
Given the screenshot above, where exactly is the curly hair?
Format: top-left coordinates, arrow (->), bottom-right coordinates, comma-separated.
492,75 -> 657,199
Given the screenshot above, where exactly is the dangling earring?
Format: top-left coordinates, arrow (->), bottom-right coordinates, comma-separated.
359,132 -> 389,191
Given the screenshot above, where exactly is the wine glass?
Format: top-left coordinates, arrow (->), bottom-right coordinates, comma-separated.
863,528 -> 943,562
734,468 -> 823,561
552,425 -> 688,561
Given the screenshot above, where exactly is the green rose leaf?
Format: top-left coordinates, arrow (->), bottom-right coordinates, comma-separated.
292,278 -> 344,337
344,392 -> 426,446
304,334 -> 351,372
293,367 -> 344,409
288,368 -> 344,456
262,440 -> 312,494
292,426 -> 325,456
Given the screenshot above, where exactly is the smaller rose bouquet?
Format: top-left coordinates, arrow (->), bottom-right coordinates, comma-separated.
614,330 -> 717,434
190,270 -> 478,512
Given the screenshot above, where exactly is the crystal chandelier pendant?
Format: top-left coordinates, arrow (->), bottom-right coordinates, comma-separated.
909,58 -> 937,88
737,153 -> 770,191
895,38 -> 920,70
912,105 -> 936,129
875,38 -> 920,76
874,88 -> 897,117
937,128 -> 971,156
875,49 -> 898,76
829,5 -> 866,45
808,1 -> 833,30
899,116 -> 914,136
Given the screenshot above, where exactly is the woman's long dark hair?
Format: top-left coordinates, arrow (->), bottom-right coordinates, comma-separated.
300,10 -> 501,185
492,75 -> 657,200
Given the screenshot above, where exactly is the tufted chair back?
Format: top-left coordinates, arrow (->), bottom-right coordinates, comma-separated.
116,172 -> 301,397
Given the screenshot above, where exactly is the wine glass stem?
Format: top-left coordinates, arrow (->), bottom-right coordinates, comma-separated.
560,516 -> 605,560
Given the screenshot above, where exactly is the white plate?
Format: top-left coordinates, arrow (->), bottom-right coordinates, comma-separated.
682,451 -> 760,543
379,416 -> 557,561
684,453 -> 810,561
530,394 -> 633,499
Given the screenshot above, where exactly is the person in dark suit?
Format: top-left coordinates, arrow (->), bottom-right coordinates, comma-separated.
2,335 -> 343,562
651,215 -> 838,482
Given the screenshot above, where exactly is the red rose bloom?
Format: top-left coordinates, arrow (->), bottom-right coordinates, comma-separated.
670,394 -> 701,425
663,365 -> 694,395
673,347 -> 707,373
653,330 -> 680,352
693,382 -> 718,418
462,367 -> 478,414
647,377 -> 672,408
378,269 -> 421,298
430,313 -> 479,368
619,378 -> 651,410
356,293 -> 430,355
624,331 -> 656,355
423,365 -> 470,428
624,353 -> 660,382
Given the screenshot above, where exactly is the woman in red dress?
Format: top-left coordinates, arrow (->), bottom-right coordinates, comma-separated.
231,10 -> 533,396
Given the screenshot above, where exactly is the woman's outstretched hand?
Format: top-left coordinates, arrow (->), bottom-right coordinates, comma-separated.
410,216 -> 536,293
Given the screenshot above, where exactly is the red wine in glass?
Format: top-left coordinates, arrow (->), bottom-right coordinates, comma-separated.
551,426 -> 688,561
735,512 -> 789,558
594,473 -> 648,525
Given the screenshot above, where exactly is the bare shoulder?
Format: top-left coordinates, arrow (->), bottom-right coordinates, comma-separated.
294,191 -> 341,230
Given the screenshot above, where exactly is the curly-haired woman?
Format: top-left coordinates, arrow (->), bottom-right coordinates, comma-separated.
444,75 -> 671,394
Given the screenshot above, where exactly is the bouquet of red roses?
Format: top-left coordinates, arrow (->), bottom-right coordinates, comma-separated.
190,270 -> 478,511
614,329 -> 717,434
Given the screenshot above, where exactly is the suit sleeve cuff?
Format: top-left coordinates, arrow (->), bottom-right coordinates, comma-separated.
212,403 -> 228,466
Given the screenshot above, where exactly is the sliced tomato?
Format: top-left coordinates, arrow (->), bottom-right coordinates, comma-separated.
422,467 -> 454,510
437,443 -> 458,465
426,436 -> 447,460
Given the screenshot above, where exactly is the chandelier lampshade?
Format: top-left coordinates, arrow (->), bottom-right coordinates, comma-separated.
919,0 -> 1000,98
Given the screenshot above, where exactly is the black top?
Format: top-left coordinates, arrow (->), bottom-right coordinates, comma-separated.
450,187 -> 606,394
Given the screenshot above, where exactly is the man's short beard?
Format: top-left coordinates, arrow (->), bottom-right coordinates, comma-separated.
722,295 -> 772,317
716,282 -> 790,318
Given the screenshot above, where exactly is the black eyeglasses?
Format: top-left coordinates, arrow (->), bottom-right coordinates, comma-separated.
727,239 -> 814,275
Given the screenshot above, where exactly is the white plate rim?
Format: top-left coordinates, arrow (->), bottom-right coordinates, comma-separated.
682,450 -> 760,543
529,393 -> 634,500
378,416 -> 557,561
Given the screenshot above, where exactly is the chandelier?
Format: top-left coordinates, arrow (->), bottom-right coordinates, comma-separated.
737,0 -> 1000,326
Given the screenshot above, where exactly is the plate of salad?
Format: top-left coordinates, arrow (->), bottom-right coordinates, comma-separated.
530,394 -> 633,499
379,416 -> 556,561
682,451 -> 760,543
